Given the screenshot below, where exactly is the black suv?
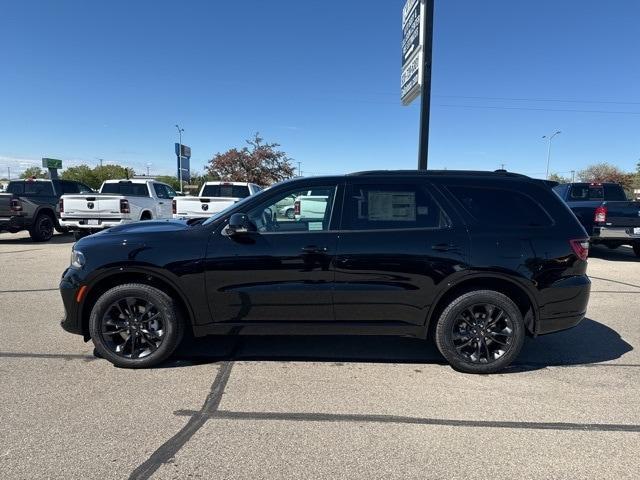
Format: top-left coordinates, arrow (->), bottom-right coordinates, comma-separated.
60,171 -> 591,373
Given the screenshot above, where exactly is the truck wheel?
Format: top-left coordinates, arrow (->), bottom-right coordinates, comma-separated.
89,283 -> 184,368
29,214 -> 55,242
633,242 -> 640,258
434,290 -> 525,374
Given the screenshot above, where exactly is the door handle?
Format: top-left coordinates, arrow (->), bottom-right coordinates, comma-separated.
432,243 -> 460,252
301,245 -> 328,254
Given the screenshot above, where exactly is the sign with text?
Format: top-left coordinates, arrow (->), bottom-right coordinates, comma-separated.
175,143 -> 191,183
42,158 -> 62,169
401,0 -> 425,106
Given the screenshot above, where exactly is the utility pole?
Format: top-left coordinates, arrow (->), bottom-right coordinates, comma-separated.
175,124 -> 185,192
500,163 -> 505,170
571,170 -> 575,182
417,0 -> 435,170
146,163 -> 151,176
297,161 -> 302,177
543,130 -> 561,179
7,167 -> 10,180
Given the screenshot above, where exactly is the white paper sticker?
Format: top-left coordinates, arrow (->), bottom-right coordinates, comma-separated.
368,191 -> 416,221
308,222 -> 323,231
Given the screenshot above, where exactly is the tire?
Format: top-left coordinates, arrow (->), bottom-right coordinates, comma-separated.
73,230 -> 89,241
606,243 -> 620,250
633,242 -> 640,258
140,212 -> 152,221
89,283 -> 184,368
434,290 -> 525,374
29,214 -> 55,242
285,208 -> 295,220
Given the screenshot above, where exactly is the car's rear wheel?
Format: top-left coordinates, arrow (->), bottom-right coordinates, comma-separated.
285,208 -> 295,219
633,242 -> 640,258
89,283 -> 184,368
434,290 -> 525,374
29,213 -> 54,242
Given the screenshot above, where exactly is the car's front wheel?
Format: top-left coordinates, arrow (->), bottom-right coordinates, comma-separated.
434,290 -> 525,374
89,283 -> 184,368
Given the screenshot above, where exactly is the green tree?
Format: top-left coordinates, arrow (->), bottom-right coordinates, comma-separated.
93,164 -> 133,186
20,166 -> 47,179
61,165 -> 99,189
207,133 -> 295,186
155,175 -> 181,191
548,172 -> 570,184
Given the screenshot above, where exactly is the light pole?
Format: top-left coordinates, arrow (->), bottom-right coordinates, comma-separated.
175,124 -> 184,192
543,130 -> 561,179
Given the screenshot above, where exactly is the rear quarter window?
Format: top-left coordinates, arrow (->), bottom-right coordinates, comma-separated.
447,185 -> 553,227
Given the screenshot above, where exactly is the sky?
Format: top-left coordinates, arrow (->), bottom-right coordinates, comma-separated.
0,0 -> 639,179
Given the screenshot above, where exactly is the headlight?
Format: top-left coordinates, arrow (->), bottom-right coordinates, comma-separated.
71,250 -> 85,269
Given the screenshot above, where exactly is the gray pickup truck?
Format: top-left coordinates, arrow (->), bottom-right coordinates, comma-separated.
0,179 -> 93,241
553,182 -> 640,257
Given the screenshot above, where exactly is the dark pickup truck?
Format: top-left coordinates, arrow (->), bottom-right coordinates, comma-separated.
554,182 -> 640,257
0,179 -> 93,241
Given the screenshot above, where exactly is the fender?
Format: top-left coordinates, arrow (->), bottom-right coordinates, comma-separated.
424,270 -> 540,330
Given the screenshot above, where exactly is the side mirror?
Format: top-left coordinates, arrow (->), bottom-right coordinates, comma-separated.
227,213 -> 256,236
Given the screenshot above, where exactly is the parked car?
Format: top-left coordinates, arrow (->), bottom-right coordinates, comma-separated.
59,179 -> 177,240
172,181 -> 262,219
0,178 -> 93,241
554,182 -> 640,256
276,189 -> 330,220
60,170 -> 590,374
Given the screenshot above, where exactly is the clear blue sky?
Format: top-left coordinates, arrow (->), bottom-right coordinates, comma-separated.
1,0 -> 639,179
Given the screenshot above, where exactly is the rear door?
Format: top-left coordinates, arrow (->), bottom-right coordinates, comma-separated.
333,178 -> 469,326
152,183 -> 173,218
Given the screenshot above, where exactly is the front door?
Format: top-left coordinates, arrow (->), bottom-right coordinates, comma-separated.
205,182 -> 342,323
333,179 -> 469,326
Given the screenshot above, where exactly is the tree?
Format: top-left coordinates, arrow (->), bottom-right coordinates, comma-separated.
548,172 -> 570,184
20,167 -> 47,179
93,164 -> 134,186
207,133 -> 295,186
61,165 -> 99,189
577,163 -> 634,190
155,175 -> 181,191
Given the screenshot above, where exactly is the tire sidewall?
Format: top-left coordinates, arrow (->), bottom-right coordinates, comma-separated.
89,284 -> 183,368
435,290 -> 525,374
30,214 -> 54,242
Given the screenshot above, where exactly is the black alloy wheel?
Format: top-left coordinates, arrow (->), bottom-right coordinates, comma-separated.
29,214 -> 54,242
435,290 -> 525,374
90,284 -> 183,368
450,304 -> 514,364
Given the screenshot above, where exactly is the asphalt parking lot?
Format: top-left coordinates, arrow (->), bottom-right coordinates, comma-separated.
0,231 -> 638,479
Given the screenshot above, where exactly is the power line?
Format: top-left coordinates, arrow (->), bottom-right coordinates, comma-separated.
435,104 -> 640,115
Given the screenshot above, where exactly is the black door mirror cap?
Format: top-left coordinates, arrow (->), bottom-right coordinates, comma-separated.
227,213 -> 256,236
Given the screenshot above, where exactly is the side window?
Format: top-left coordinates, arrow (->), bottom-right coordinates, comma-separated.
7,182 -> 24,194
343,183 -> 450,231
78,184 -> 93,194
552,184 -> 568,199
61,181 -> 80,194
153,183 -> 170,199
447,185 -> 552,227
247,185 -> 337,233
604,185 -> 627,201
24,182 -> 54,196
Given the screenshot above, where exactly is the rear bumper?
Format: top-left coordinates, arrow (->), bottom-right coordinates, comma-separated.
60,217 -> 131,230
59,268 -> 84,336
537,275 -> 591,335
0,215 -> 28,231
591,226 -> 640,242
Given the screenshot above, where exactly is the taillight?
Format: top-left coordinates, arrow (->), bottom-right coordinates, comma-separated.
10,199 -> 22,212
58,198 -> 64,213
294,200 -> 300,216
594,206 -> 607,223
570,239 -> 590,261
172,199 -> 177,215
120,199 -> 130,214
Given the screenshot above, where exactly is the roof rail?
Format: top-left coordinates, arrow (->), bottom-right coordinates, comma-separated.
348,169 -> 528,178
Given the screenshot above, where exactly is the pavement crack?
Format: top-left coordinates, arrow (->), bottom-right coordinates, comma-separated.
128,361 -> 234,480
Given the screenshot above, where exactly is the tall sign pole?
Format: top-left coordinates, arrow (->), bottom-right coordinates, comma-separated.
401,0 -> 434,170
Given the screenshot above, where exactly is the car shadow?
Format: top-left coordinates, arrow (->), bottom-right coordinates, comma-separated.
589,244 -> 639,262
166,317 -> 634,373
0,232 -> 74,245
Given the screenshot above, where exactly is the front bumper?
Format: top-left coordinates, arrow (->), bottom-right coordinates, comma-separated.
60,268 -> 85,336
60,217 -> 131,230
591,226 -> 640,241
537,275 -> 591,335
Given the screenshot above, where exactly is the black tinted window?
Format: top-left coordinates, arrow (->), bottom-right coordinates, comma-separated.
7,182 -> 24,194
24,182 -> 54,196
448,185 -> 552,227
201,184 -> 250,198
153,183 -> 170,199
344,183 -> 450,230
61,181 -> 80,194
603,185 -> 627,201
101,182 -> 149,196
569,184 -> 604,201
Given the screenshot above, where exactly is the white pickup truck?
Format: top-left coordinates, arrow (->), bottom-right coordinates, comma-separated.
59,179 -> 177,238
172,181 -> 262,219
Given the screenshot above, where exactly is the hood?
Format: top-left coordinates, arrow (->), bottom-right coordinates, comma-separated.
97,219 -> 192,236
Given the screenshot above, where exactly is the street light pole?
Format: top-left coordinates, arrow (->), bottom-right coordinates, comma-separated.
543,130 -> 561,179
175,124 -> 184,192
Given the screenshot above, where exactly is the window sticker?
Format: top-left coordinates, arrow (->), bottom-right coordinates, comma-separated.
367,191 -> 416,221
308,222 -> 323,231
